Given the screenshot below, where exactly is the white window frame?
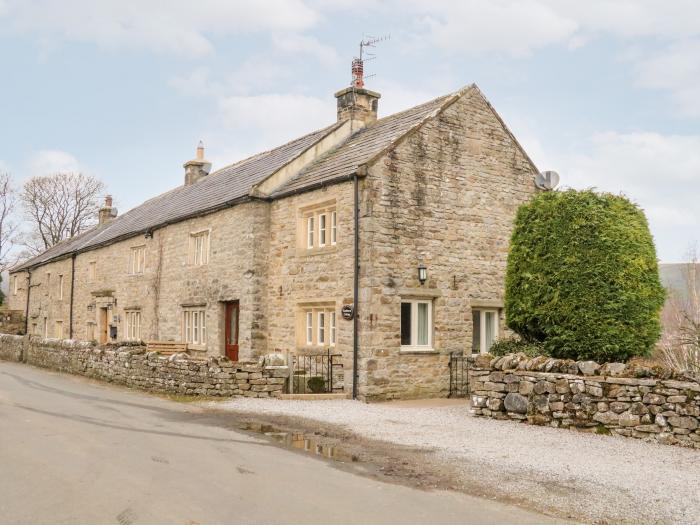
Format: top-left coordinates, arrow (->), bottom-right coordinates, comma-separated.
400,299 -> 434,352
125,310 -> 141,341
330,312 -> 336,346
319,214 -> 327,247
306,312 -> 313,345
331,211 -> 337,245
318,311 -> 326,345
472,309 -> 499,354
307,216 -> 315,249
189,230 -> 210,266
129,245 -> 146,275
183,308 -> 207,346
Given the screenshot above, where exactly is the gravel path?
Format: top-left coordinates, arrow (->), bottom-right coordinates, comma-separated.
211,398 -> 700,524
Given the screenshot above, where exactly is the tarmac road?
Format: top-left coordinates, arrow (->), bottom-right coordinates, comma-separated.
0,361 -> 571,525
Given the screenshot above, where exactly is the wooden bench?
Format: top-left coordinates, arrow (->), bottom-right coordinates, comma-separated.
146,341 -> 188,355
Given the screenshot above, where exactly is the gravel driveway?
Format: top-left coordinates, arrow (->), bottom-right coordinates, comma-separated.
212,398 -> 700,524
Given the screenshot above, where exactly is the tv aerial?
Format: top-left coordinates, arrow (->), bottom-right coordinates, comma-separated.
535,170 -> 560,191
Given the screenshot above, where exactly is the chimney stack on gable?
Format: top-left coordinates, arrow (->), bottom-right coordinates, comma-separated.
98,195 -> 117,225
335,57 -> 380,126
184,140 -> 212,186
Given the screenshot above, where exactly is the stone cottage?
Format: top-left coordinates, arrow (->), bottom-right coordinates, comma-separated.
8,70 -> 539,400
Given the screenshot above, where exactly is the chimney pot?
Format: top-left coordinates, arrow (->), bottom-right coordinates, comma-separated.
334,57 -> 380,126
184,141 -> 212,186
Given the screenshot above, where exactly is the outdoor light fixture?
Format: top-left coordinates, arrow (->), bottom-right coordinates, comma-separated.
418,263 -> 427,285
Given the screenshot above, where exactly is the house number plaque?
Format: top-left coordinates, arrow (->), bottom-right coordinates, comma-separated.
341,304 -> 354,320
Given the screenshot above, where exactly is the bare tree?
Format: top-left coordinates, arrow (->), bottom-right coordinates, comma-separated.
659,244 -> 700,376
0,172 -> 19,273
20,172 -> 105,255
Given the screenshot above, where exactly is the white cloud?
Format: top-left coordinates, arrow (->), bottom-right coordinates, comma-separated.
544,131 -> 700,261
0,0 -> 319,56
272,33 -> 338,66
635,39 -> 700,118
28,150 -> 82,176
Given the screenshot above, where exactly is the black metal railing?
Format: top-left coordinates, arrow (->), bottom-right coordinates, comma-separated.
449,352 -> 471,398
291,349 -> 344,394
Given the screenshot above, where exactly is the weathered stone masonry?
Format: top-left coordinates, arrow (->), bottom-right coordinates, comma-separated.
0,334 -> 288,397
471,353 -> 700,449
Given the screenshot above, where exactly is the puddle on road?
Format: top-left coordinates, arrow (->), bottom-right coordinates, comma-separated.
239,422 -> 360,463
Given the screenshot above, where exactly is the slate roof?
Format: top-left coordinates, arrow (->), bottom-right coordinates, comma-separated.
270,93 -> 455,197
14,122 -> 343,270
14,88 -> 463,271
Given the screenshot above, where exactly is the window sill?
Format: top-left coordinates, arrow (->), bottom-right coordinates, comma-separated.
298,245 -> 338,257
399,346 -> 438,355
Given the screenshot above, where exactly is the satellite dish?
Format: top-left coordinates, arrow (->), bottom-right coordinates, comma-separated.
535,170 -> 560,191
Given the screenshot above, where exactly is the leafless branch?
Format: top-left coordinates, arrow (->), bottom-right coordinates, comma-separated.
20,172 -> 105,256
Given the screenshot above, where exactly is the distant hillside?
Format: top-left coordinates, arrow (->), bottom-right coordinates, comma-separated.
660,263 -> 700,302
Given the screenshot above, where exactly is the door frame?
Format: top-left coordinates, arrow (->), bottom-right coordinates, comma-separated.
224,301 -> 239,361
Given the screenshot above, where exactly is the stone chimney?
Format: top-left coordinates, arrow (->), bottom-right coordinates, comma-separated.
98,195 -> 117,225
335,57 -> 380,126
184,141 -> 212,186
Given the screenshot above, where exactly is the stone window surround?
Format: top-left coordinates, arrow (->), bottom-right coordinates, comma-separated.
297,301 -> 337,349
189,229 -> 211,266
88,261 -> 97,282
55,320 -> 64,339
298,198 -> 337,255
470,300 -> 504,354
125,309 -> 142,341
128,245 -> 146,275
182,305 -> 207,349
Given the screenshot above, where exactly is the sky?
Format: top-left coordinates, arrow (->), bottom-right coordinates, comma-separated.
0,0 -> 698,262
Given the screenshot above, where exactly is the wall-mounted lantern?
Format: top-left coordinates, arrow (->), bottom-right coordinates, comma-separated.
418,263 -> 427,285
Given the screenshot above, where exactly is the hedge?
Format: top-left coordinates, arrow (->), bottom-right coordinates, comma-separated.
505,189 -> 665,362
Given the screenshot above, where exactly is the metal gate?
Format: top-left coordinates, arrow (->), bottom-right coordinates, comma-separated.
291,350 -> 344,394
449,353 -> 470,398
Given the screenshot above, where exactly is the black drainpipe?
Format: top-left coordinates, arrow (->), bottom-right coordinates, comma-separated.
24,270 -> 32,335
352,173 -> 360,400
69,253 -> 76,339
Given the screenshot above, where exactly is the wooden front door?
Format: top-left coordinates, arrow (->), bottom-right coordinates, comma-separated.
99,308 -> 109,344
224,301 -> 239,361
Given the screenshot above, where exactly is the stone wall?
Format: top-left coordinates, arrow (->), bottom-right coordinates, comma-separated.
0,334 -> 288,398
471,353 -> 700,449
0,309 -> 25,335
358,87 -> 538,400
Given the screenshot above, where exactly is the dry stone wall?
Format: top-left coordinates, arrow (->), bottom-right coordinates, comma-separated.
471,353 -> 700,449
0,334 -> 288,397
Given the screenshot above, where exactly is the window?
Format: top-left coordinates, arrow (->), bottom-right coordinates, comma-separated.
129,245 -> 146,274
307,217 -> 314,249
330,312 -> 336,346
301,203 -> 337,252
301,306 -> 336,347
400,300 -> 433,350
183,308 -> 207,345
125,310 -> 141,340
86,322 -> 95,341
319,214 -> 327,247
88,261 -> 96,282
55,320 -> 63,339
43,317 -> 48,338
12,275 -> 18,296
58,274 -> 64,300
32,323 -> 38,335
306,312 -> 313,345
472,309 -> 499,354
331,211 -> 337,245
189,231 -> 209,265
318,311 -> 326,344
46,273 -> 51,297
